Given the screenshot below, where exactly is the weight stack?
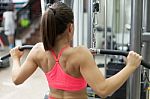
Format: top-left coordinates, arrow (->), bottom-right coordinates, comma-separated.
106,62 -> 126,99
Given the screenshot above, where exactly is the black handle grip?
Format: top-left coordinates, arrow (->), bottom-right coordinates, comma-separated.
100,49 -> 128,56
141,61 -> 150,69
100,49 -> 150,69
0,45 -> 34,60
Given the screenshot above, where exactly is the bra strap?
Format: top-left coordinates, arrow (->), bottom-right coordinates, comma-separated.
50,46 -> 69,62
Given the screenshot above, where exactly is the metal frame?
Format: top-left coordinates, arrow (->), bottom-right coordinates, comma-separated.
87,0 -> 93,48
73,0 -> 84,47
142,41 -> 150,99
141,33 -> 150,99
146,0 -> 150,32
127,0 -> 143,99
121,0 -> 126,51
73,0 -> 79,46
104,0 -> 107,50
143,1 -> 150,97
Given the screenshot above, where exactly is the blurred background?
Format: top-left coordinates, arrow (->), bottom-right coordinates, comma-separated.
0,0 -> 46,99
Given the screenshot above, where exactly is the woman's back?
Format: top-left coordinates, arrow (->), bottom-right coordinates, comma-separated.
34,43 -> 88,98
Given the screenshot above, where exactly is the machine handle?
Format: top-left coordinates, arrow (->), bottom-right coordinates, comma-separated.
100,49 -> 128,56
1,46 -> 150,69
90,48 -> 150,69
0,45 -> 34,60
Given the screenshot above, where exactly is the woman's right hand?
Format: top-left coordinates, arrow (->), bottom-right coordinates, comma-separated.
126,51 -> 142,69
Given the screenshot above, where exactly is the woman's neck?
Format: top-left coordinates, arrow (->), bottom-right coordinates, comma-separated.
53,39 -> 70,52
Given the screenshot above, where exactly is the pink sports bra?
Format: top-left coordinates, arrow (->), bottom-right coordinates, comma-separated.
45,47 -> 87,91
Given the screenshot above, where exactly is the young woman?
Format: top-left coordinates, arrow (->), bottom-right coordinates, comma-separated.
10,2 -> 142,99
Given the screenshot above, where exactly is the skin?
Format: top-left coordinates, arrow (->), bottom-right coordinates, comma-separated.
10,23 -> 142,99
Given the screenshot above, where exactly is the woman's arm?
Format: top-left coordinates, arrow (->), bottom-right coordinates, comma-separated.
79,47 -> 142,98
10,45 -> 39,85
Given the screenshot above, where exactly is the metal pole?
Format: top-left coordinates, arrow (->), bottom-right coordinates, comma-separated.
142,0 -> 148,98
142,43 -> 150,63
142,42 -> 150,99
73,0 -> 79,46
121,0 -> 125,51
111,0 -> 115,50
113,0 -> 120,47
87,0 -> 93,48
104,0 -> 107,77
104,0 -> 107,50
76,0 -> 79,46
78,0 -> 84,45
143,0 -> 147,29
146,0 -> 150,32
144,0 -> 150,98
127,0 -> 143,99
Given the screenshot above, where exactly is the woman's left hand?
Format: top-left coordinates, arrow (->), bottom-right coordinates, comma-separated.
10,46 -> 24,59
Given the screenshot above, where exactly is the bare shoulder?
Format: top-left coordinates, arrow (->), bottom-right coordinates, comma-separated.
73,46 -> 93,60
28,42 -> 45,58
74,46 -> 91,55
32,42 -> 44,51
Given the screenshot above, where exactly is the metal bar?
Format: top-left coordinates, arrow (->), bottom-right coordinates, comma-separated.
104,0 -> 107,50
0,45 -> 34,60
143,0 -> 149,98
127,0 -> 143,99
76,0 -> 79,45
143,0 -> 147,30
80,0 -> 85,45
73,0 -> 79,46
1,46 -> 150,69
146,0 -> 150,32
89,48 -> 150,69
78,0 -> 84,45
87,0 -> 93,48
121,0 -> 126,51
104,0 -> 108,77
111,0 -> 116,50
142,42 -> 150,99
110,0 -> 114,50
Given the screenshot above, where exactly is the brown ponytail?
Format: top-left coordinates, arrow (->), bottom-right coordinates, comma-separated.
40,2 -> 73,50
41,8 -> 57,50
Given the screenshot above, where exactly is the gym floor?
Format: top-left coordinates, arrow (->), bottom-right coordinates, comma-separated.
0,48 -> 105,99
